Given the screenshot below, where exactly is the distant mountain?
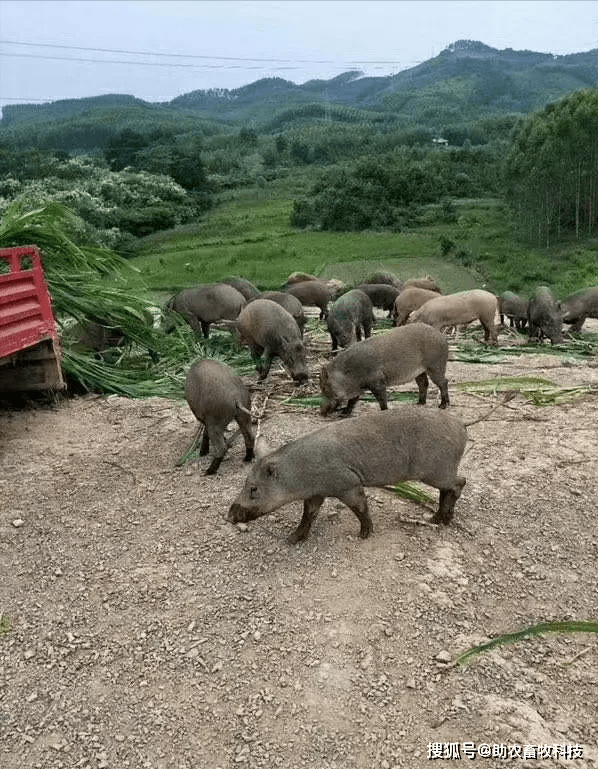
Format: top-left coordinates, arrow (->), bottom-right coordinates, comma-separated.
2,40 -> 597,130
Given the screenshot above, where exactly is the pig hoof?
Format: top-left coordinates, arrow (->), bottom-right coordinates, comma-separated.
287,529 -> 308,545
359,523 -> 373,538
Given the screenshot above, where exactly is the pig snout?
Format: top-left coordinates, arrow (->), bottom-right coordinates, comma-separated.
292,369 -> 309,385
228,502 -> 263,524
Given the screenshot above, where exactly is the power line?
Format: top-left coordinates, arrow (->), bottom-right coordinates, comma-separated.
0,39 -> 404,66
0,51 -> 288,70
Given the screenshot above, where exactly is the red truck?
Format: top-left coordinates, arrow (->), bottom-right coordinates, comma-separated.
0,245 -> 65,393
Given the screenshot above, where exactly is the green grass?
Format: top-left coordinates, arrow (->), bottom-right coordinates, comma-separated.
455,620 -> 598,666
128,188 -> 489,295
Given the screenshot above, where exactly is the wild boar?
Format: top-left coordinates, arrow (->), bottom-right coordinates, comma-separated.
75,321 -> 126,352
185,359 -> 255,475
527,286 -> 563,345
402,276 -> 442,293
560,286 -> 598,333
235,299 -> 309,384
252,291 -> 306,336
326,289 -> 376,351
319,323 -> 450,416
285,280 -> 331,319
354,283 -> 401,316
222,277 -> 261,301
286,271 -> 318,285
228,406 -> 467,542
408,289 -> 499,346
499,291 -> 529,330
362,271 -> 404,289
167,283 -> 246,338
392,287 -> 441,327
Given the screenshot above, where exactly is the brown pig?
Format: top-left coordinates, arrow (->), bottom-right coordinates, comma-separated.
285,280 -> 332,319
228,406 -> 467,542
319,323 -> 450,416
185,359 -> 255,475
408,289 -> 499,346
392,287 -> 442,326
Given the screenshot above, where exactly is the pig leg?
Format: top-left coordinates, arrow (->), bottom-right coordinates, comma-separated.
200,321 -> 212,339
431,476 -> 466,525
186,314 -> 203,336
199,426 -> 210,456
340,396 -> 360,416
427,370 -> 450,409
369,378 -> 389,410
204,422 -> 227,475
236,413 -> 255,463
337,486 -> 373,539
288,495 -> 325,544
415,372 -> 429,405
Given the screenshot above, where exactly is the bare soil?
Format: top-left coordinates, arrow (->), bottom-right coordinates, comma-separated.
2,321 -> 598,769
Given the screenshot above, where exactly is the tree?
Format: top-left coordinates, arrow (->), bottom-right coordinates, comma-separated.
504,89 -> 598,245
105,130 -> 148,171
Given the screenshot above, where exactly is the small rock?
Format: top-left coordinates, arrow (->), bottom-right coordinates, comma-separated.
236,523 -> 249,533
435,650 -> 452,664
12,518 -> 24,528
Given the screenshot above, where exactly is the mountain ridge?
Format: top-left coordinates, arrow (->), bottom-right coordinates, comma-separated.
2,40 -> 597,128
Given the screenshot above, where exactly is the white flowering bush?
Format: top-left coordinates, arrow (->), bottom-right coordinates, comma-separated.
0,156 -> 200,250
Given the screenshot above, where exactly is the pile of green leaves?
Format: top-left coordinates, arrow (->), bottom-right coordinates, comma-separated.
0,201 -> 249,398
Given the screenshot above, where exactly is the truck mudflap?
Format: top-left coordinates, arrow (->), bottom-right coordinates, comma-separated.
0,245 -> 66,392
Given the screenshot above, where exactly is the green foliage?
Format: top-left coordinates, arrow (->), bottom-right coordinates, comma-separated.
0,156 -> 204,250
505,88 -> 598,245
456,620 -> 598,666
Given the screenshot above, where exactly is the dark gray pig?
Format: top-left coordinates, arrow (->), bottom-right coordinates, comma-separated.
362,271 -> 404,289
228,406 -> 467,542
185,359 -> 255,475
167,283 -> 246,338
320,323 -> 450,416
355,283 -> 401,316
560,286 -> 598,333
222,277 -> 261,301
235,299 -> 309,384
326,289 -> 376,350
499,291 -> 529,330
285,280 -> 331,319
527,286 -> 563,345
253,291 -> 306,336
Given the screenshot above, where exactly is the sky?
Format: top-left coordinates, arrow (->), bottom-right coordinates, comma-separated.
0,0 -> 597,110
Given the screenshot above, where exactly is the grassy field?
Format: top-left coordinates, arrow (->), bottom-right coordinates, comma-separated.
128,188 -> 488,301
128,182 -> 598,306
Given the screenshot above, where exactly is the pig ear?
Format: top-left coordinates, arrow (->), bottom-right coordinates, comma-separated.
254,435 -> 274,460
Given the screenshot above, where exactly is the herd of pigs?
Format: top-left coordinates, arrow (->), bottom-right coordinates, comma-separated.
164,272 -> 598,544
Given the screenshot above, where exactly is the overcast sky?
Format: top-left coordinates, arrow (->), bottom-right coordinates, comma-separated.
1,0 -> 597,110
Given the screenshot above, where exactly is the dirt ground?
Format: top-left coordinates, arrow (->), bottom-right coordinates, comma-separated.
2,319 -> 598,769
